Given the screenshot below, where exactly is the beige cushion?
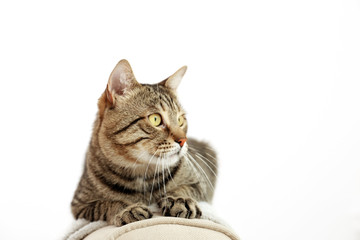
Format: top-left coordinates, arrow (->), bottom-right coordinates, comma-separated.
84,217 -> 239,240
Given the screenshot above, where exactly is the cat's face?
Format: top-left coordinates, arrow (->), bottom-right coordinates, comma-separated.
97,60 -> 188,168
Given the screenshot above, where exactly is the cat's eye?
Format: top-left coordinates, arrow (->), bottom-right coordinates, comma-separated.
178,115 -> 185,126
148,113 -> 162,127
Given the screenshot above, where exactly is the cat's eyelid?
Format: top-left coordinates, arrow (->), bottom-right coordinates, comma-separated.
178,111 -> 186,117
179,114 -> 187,121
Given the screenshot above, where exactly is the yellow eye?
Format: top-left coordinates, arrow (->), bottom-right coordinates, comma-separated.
149,113 -> 162,127
178,115 -> 185,126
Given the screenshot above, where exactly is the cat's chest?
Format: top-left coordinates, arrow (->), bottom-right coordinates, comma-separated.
131,176 -> 162,191
133,177 -> 146,187
130,174 -> 179,193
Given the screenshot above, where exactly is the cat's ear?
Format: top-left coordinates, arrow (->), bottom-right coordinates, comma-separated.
160,66 -> 187,91
106,59 -> 140,105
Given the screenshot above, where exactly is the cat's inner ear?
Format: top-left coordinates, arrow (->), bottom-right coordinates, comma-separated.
160,66 -> 187,91
106,59 -> 139,105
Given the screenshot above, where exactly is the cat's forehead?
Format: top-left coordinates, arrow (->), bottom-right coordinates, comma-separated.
117,84 -> 184,116
144,84 -> 183,109
142,84 -> 183,111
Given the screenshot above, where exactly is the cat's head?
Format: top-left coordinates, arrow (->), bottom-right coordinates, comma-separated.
96,60 -> 188,168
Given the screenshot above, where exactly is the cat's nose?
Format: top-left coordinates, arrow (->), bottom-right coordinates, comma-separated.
176,138 -> 187,147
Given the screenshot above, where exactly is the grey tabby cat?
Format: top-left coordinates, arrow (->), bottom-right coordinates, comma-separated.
71,60 -> 217,226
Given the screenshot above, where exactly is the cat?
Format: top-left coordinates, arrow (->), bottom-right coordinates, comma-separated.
71,60 -> 217,226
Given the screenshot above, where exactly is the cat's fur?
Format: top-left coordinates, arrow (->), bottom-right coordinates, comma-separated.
71,60 -> 217,226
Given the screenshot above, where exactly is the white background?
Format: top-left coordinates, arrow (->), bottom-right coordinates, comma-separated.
0,1 -> 359,240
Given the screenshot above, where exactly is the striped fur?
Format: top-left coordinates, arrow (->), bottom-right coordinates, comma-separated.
71,60 -> 217,226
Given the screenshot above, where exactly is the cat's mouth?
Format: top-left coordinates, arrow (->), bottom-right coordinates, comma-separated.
133,143 -> 187,166
156,142 -> 188,159
154,150 -> 180,158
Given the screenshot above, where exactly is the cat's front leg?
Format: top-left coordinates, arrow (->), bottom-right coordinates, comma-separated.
158,196 -> 202,219
72,200 -> 153,226
112,203 -> 153,226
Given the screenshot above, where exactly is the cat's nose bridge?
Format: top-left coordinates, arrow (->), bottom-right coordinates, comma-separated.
170,129 -> 187,147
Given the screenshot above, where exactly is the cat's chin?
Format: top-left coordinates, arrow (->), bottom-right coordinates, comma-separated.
158,154 -> 180,166
143,151 -> 181,167
134,143 -> 188,167
157,143 -> 188,166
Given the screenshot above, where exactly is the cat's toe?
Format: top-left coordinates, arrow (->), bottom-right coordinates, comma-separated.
112,204 -> 153,226
158,196 -> 202,219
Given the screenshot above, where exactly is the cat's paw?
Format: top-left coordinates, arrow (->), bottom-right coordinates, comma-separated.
112,204 -> 153,226
158,196 -> 202,219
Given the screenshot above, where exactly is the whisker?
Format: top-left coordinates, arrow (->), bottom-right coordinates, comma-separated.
185,153 -> 215,191
161,156 -> 167,199
144,150 -> 158,180
194,153 -> 218,178
165,156 -> 177,186
156,154 -> 161,196
149,157 -> 160,205
145,150 -> 158,203
187,146 -> 218,179
130,151 -> 147,175
188,145 -> 216,156
184,154 -> 205,185
194,152 -> 218,170
188,146 -> 216,160
205,152 -> 217,161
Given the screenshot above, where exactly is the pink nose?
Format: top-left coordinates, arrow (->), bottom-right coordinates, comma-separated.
177,138 -> 187,147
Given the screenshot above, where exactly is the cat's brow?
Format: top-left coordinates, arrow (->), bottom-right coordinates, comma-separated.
161,94 -> 179,111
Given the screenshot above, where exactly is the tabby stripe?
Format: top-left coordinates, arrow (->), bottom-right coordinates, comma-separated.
91,202 -> 99,219
93,202 -> 99,220
79,180 -> 93,192
92,168 -> 138,194
100,159 -> 136,182
129,210 -> 136,220
76,207 -> 87,219
118,137 -> 150,146
72,196 -> 87,205
169,97 -> 177,110
103,206 -> 108,221
174,102 -> 181,111
113,117 -> 145,135
140,126 -> 151,134
90,205 -> 95,221
160,95 -> 173,110
160,101 -> 166,111
164,94 -> 176,110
